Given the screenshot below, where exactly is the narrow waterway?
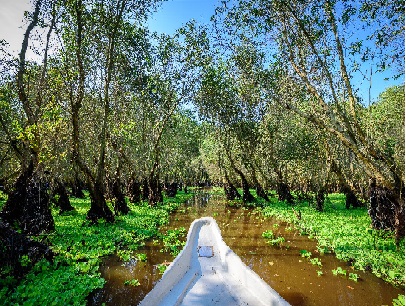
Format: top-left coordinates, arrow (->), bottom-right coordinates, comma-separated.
89,192 -> 404,306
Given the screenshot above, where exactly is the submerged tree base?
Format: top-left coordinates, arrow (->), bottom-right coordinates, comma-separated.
224,183 -> 241,200
0,220 -> 54,278
1,165 -> 54,235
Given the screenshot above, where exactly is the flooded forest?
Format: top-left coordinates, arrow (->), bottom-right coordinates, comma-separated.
0,0 -> 404,305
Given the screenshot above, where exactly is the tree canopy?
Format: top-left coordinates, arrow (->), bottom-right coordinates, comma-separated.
0,0 -> 404,239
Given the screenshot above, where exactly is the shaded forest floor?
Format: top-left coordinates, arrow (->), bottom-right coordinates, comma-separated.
0,189 -> 404,305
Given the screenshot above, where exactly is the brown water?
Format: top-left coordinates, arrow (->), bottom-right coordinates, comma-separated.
89,192 -> 404,306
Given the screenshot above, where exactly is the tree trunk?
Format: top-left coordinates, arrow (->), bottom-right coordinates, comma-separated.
255,184 -> 269,202
1,163 -> 54,235
0,220 -> 54,278
277,182 -> 295,204
165,182 -> 178,197
111,178 -> 129,215
148,176 -> 163,205
223,171 -> 241,200
70,0 -> 114,225
22,172 -> 55,235
316,187 -> 325,212
331,160 -> 362,209
142,178 -> 149,201
368,178 -> 403,242
227,156 -> 254,203
394,197 -> 405,245
54,179 -> 75,214
71,175 -> 85,198
0,163 -> 33,226
342,186 -> 362,209
248,164 -> 269,202
240,172 -> 255,203
128,178 -> 141,203
86,180 -> 114,224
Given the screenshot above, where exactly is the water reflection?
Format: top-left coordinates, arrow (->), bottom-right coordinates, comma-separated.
185,191 -> 211,208
89,192 -> 404,306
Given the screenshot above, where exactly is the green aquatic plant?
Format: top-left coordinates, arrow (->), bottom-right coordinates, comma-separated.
124,279 -> 140,286
260,193 -> 405,287
262,230 -> 285,247
393,294 -> 405,306
20,255 -> 31,267
300,250 -> 312,259
332,267 -> 347,276
136,253 -> 147,262
0,190 -> 194,305
310,258 -> 323,267
262,230 -> 274,239
161,227 -> 187,256
348,273 -> 359,282
157,264 -> 167,274
268,236 -> 285,247
117,250 -> 133,262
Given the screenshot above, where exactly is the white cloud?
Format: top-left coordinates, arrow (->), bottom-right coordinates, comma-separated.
0,0 -> 32,55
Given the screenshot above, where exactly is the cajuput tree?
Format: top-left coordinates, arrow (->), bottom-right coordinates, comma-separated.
59,0 -> 163,220
217,0 -> 404,241
0,0 -> 58,234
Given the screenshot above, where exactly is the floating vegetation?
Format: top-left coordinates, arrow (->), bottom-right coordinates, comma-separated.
156,263 -> 168,274
124,279 -> 141,286
262,230 -> 274,239
0,191 -> 194,305
160,227 -> 187,256
262,230 -> 285,247
310,258 -> 323,267
136,253 -> 147,262
393,294 -> 405,306
349,273 -> 359,282
300,250 -> 312,259
332,267 -> 347,276
261,194 -> 405,286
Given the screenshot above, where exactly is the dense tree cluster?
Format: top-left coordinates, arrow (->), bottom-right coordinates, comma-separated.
0,0 -> 404,271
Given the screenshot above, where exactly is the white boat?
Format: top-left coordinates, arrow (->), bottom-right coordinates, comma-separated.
139,217 -> 290,306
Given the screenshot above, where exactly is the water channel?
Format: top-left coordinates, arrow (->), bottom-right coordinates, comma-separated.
89,191 -> 404,305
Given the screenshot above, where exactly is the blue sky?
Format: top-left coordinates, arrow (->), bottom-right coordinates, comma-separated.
146,0 -> 402,103
147,0 -> 220,35
1,0 -> 402,102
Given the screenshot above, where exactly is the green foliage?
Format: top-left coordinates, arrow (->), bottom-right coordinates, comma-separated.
0,190 -> 7,202
261,193 -> 405,286
267,236 -> 285,247
1,191 -> 193,305
20,255 -> 31,267
262,229 -> 285,246
117,250 -> 134,262
136,253 -> 147,262
362,85 -> 404,163
262,230 -> 274,239
332,267 -> 347,276
156,263 -> 167,274
310,258 -> 322,267
124,279 -> 140,286
300,250 -> 312,259
393,294 -> 405,306
160,227 -> 187,256
348,273 -> 359,282
2,260 -> 105,306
